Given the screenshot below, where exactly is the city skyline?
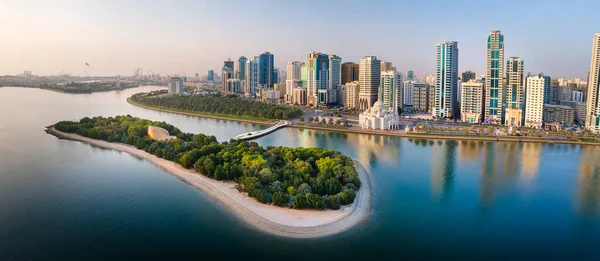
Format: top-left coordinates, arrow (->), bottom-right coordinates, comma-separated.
1,0 -> 599,78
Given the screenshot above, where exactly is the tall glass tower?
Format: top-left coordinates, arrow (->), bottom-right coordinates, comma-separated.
586,33 -> 600,132
484,30 -> 505,124
433,41 -> 459,119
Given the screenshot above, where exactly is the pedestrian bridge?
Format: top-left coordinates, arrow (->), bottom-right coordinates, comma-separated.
232,120 -> 290,140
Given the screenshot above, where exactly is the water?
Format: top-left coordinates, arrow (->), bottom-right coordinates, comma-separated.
0,87 -> 599,260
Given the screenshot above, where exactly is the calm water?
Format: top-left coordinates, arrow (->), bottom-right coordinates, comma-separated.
0,86 -> 599,260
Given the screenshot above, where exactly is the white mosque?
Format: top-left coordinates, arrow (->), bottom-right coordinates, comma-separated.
358,100 -> 401,130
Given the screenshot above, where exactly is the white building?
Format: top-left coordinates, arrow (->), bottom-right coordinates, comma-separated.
380,71 -> 402,114
168,76 -> 184,94
344,81 -> 360,109
358,56 -> 381,111
460,80 -> 484,123
403,81 -> 415,106
265,90 -> 280,100
525,74 -> 547,128
359,101 -> 401,130
586,33 -> 600,132
286,61 -> 304,81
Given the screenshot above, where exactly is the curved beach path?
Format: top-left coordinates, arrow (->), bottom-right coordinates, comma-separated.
46,128 -> 373,238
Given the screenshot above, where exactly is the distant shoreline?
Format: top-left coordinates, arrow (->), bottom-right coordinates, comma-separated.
46,127 -> 372,238
127,97 -> 600,146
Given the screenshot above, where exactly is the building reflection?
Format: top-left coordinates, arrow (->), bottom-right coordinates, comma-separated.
430,140 -> 456,200
457,140 -> 482,162
479,142 -> 521,207
520,143 -> 542,180
576,146 -> 600,218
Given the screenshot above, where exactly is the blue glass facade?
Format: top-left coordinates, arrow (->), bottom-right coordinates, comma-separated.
259,52 -> 274,88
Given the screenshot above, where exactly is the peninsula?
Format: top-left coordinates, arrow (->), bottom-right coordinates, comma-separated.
46,115 -> 372,238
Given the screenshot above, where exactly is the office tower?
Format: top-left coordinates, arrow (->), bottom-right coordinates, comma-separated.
237,56 -> 247,81
403,81 -> 415,106
226,79 -> 241,94
328,55 -> 342,104
505,57 -> 525,126
413,83 -> 431,113
286,61 -> 304,81
524,74 -> 548,128
380,70 -> 402,114
273,68 -> 280,84
381,61 -> 393,72
358,56 -> 381,111
433,41 -> 459,119
586,33 -> 600,132
342,62 -> 359,84
222,59 -> 234,93
259,52 -> 274,88
300,66 -> 308,89
344,81 -> 360,109
462,70 -> 476,83
484,30 -> 505,124
207,70 -> 214,81
406,70 -> 414,80
168,76 -> 184,94
461,80 -> 484,123
306,52 -> 329,105
249,57 -> 260,97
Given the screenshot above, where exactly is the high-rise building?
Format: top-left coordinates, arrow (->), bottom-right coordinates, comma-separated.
286,61 -> 304,81
259,52 -> 274,88
222,59 -> 234,93
505,57 -> 525,126
344,81 -> 360,109
342,62 -> 359,84
524,74 -> 548,128
406,70 -> 414,80
248,57 -> 260,97
433,41 -> 459,119
585,33 -> 600,132
358,56 -> 381,111
461,80 -> 484,123
328,55 -> 342,104
462,70 -> 476,83
413,83 -> 431,113
381,61 -> 393,72
168,76 -> 184,94
273,68 -> 280,84
380,71 -> 402,114
403,81 -> 415,106
207,70 -> 214,81
237,56 -> 247,81
306,52 -> 329,105
484,30 -> 505,124
300,66 -> 308,89
226,79 -> 241,94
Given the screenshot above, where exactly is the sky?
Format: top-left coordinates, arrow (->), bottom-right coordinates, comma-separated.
1,0 -> 598,79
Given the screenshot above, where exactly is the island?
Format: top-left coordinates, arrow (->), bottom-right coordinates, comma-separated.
46,115 -> 372,238
129,90 -> 303,122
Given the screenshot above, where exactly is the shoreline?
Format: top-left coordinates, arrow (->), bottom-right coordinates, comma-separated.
46,127 -> 372,238
127,99 -> 600,146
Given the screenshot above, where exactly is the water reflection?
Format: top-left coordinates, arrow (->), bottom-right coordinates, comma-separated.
577,146 -> 600,218
430,140 -> 456,200
520,143 -> 542,180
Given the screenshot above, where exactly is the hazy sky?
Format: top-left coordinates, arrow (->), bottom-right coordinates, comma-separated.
1,0 -> 598,78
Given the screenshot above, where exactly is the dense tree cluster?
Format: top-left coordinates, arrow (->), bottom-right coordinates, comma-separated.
131,91 -> 303,120
54,115 -> 360,210
39,82 -> 137,93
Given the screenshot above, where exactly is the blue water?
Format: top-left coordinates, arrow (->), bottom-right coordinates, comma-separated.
0,87 -> 599,260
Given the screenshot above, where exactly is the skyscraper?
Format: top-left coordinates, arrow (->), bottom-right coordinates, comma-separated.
462,70 -> 476,83
207,70 -> 214,81
524,74 -> 548,128
328,55 -> 342,104
249,57 -> 260,97
286,61 -> 304,81
237,56 -> 247,82
380,70 -> 402,114
433,41 -> 459,119
306,52 -> 329,105
406,70 -> 414,80
259,52 -> 274,88
358,56 -> 381,111
342,62 -> 359,84
586,33 -> 600,132
505,57 -> 525,126
484,30 -> 505,124
222,59 -> 234,93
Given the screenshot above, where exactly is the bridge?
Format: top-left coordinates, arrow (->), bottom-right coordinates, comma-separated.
232,120 -> 290,140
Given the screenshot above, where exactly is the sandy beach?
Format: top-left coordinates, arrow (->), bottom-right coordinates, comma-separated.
46,127 -> 372,238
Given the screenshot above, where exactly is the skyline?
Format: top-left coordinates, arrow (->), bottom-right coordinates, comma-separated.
1,0 -> 599,78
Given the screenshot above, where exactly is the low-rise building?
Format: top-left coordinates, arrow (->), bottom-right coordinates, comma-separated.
293,88 -> 307,105
543,104 -> 575,125
559,100 -> 586,125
